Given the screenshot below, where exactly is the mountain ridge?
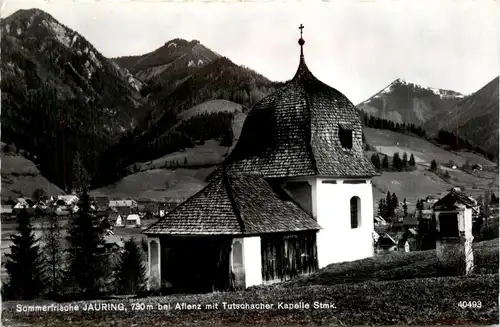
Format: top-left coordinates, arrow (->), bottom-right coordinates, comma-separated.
357,78 -> 465,127
1,8 -> 150,190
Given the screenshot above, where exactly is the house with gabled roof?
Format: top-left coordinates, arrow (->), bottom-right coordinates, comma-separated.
375,233 -> 398,254
143,25 -> 378,292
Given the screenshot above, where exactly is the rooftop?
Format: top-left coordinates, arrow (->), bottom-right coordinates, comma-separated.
218,25 -> 377,179
143,173 -> 320,236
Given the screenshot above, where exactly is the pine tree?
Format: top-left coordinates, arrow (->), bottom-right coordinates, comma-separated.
220,128 -> 234,147
5,209 -> 45,300
141,237 -> 148,254
416,198 -> 424,210
71,151 -> 89,194
392,152 -> 401,171
41,212 -> 65,295
66,188 -> 109,298
430,159 -> 438,171
377,199 -> 386,217
114,238 -> 147,294
403,198 -> 408,217
385,191 -> 393,218
409,153 -> 416,167
402,152 -> 408,170
32,188 -> 48,203
391,193 -> 399,217
371,154 -> 381,170
382,155 -> 389,169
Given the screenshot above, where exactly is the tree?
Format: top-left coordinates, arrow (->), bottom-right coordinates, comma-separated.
371,154 -> 381,170
71,151 -> 89,194
220,128 -> 234,147
391,193 -> 399,216
114,238 -> 147,294
6,143 -> 17,154
66,188 -> 109,298
491,193 -> 499,205
32,188 -> 48,203
430,159 -> 438,172
4,210 -> 45,300
403,198 -> 408,217
382,155 -> 389,169
402,152 -> 408,170
409,153 -> 416,167
377,199 -> 387,218
392,152 -> 402,171
41,212 -> 65,295
416,199 -> 424,211
385,191 -> 393,218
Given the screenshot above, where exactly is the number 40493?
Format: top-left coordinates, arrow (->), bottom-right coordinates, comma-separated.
458,301 -> 482,309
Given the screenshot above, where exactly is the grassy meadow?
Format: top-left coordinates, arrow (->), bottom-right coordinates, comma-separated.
2,239 -> 498,326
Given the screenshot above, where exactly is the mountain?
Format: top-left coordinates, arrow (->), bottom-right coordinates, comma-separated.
357,78 -> 464,126
112,38 -> 221,97
1,8 -> 150,189
92,55 -> 284,187
424,76 -> 499,158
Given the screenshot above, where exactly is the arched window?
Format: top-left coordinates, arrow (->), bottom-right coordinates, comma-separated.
350,196 -> 361,229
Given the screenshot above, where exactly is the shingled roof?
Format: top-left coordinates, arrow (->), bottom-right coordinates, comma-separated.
433,189 -> 478,211
142,173 -> 320,236
219,37 -> 377,179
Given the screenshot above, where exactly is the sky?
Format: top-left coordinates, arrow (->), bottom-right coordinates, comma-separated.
2,0 -> 500,104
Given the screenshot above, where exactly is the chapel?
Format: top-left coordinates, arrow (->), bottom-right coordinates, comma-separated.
143,25 -> 378,293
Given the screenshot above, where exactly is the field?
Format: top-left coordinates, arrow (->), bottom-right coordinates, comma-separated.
365,128 -> 499,210
1,150 -> 64,200
2,239 -> 498,326
364,128 -> 495,167
90,168 -> 214,202
91,127 -> 499,207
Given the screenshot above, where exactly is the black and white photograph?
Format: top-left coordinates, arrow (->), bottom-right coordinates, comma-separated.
0,0 -> 499,326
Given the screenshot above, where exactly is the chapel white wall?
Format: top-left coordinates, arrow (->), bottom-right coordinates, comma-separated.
313,178 -> 374,268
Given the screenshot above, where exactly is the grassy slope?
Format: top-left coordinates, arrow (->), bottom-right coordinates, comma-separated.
3,239 -> 498,326
90,100 -> 246,201
1,145 -> 64,200
366,128 -> 499,209
92,126 -> 499,210
90,168 -> 214,202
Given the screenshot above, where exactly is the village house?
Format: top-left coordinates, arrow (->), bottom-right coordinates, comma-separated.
14,198 -> 31,210
374,215 -> 388,227
110,211 -> 125,227
375,233 -> 398,254
109,199 -> 138,215
1,205 -> 14,219
126,213 -> 141,227
143,26 -> 378,292
57,195 -> 79,206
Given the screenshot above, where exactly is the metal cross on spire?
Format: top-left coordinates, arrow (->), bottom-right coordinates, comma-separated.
298,24 -> 305,57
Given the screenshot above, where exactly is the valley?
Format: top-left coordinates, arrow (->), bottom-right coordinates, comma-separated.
1,8 -> 498,218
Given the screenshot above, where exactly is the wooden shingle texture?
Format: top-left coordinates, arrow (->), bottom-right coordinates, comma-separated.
221,54 -> 378,179
433,189 -> 478,211
142,173 -> 320,236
